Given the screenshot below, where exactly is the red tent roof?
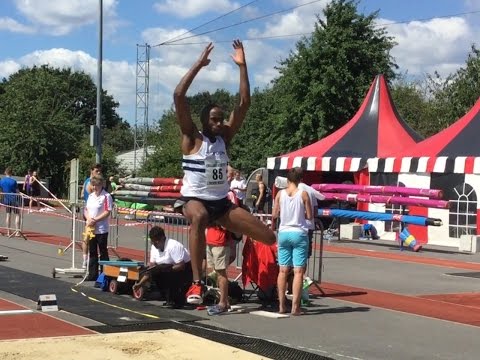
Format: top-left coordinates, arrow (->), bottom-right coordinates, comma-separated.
267,75 -> 423,172
371,98 -> 480,174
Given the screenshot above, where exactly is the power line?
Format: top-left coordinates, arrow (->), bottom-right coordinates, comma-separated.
154,0 -> 260,47
380,9 -> 480,26
162,32 -> 311,45
161,0 -> 323,45
159,8 -> 480,46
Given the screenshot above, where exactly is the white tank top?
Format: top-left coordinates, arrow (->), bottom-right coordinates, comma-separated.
181,133 -> 230,200
278,188 -> 309,233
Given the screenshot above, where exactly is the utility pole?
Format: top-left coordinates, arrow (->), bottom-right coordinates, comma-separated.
95,0 -> 103,163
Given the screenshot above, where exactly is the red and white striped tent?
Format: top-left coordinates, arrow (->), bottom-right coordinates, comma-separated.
368,98 -> 480,248
267,74 -> 423,173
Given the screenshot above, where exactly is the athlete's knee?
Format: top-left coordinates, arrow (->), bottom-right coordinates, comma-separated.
189,210 -> 209,229
262,228 -> 276,245
185,202 -> 208,227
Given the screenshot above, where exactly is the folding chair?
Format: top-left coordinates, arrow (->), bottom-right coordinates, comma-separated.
241,237 -> 278,305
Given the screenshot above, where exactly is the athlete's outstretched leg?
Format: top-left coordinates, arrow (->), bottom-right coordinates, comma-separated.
217,206 -> 276,245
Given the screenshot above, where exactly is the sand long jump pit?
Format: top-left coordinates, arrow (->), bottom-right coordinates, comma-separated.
0,330 -> 270,360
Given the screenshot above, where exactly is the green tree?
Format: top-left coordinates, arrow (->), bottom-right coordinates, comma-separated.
77,139 -> 121,181
0,65 -> 127,194
229,88 -> 281,173
427,45 -> 480,132
140,110 -> 183,178
270,0 -> 398,153
102,123 -> 134,153
390,76 -> 433,138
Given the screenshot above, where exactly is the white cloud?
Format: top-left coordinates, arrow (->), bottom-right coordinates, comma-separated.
254,66 -> 279,87
0,17 -> 35,34
14,0 -> 120,35
153,0 -> 240,18
241,40 -> 284,87
0,60 -> 21,79
20,49 -> 97,72
384,17 -> 474,77
247,0 -> 326,38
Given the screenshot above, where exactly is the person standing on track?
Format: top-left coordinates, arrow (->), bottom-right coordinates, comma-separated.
29,170 -> 41,212
272,168 -> 312,316
84,175 -> 113,280
0,167 -> 21,236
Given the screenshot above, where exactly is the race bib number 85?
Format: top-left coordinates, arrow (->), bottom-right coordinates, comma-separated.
206,159 -> 227,186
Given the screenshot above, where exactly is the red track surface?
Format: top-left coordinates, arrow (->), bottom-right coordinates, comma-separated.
0,299 -> 94,340
323,244 -> 480,271
310,283 -> 480,327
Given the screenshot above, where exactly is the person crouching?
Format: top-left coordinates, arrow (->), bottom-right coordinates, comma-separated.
133,226 -> 193,308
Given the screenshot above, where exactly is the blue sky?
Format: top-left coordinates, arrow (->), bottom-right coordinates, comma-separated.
0,0 -> 479,126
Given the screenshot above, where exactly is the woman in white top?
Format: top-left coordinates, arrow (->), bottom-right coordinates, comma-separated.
230,170 -> 247,204
84,175 -> 113,280
272,168 -> 312,315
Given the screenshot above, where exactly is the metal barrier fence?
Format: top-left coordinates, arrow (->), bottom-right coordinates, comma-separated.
0,192 -> 27,239
3,193 -> 324,286
69,204 -> 119,254
145,212 -> 190,264
141,212 -> 324,286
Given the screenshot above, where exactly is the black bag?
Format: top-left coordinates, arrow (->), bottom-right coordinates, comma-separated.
228,281 -> 244,304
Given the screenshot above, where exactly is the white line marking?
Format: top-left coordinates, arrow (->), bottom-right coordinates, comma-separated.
0,309 -> 34,315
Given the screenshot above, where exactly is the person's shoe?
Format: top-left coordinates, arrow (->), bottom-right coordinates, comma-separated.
303,277 -> 313,288
413,244 -> 422,252
186,283 -> 204,305
301,299 -> 312,307
163,300 -> 184,309
207,304 -> 227,316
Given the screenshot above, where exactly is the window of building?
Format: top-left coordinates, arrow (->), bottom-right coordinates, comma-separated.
449,183 -> 477,238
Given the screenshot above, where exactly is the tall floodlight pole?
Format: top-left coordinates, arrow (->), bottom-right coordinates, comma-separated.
96,0 -> 103,163
133,44 -> 150,175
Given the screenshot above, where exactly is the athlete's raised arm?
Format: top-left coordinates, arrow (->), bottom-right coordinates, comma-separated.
224,39 -> 250,144
174,43 -> 214,153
